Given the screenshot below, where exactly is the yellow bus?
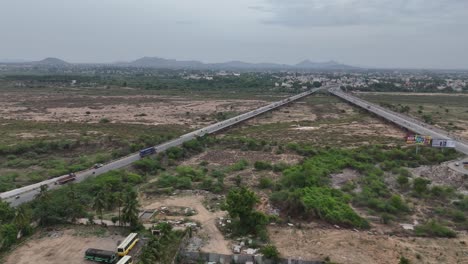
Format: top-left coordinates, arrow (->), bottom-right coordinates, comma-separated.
116,255 -> 133,264
117,233 -> 139,256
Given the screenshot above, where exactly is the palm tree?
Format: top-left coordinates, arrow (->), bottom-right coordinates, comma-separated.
14,205 -> 30,233
92,191 -> 106,224
115,192 -> 124,226
122,190 -> 139,228
36,184 -> 50,201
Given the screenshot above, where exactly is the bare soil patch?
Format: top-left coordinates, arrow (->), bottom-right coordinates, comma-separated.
3,227 -> 124,264
0,92 -> 266,128
269,226 -> 468,264
330,169 -> 360,189
409,162 -> 468,192
181,149 -> 301,167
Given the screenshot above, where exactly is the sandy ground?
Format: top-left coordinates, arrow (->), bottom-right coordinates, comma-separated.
0,93 -> 266,127
3,228 -> 124,264
269,226 -> 468,264
410,162 -> 468,192
141,194 -> 230,254
181,149 -> 301,167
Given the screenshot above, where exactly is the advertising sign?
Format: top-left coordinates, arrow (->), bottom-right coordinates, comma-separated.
431,139 -> 456,148
406,135 -> 432,145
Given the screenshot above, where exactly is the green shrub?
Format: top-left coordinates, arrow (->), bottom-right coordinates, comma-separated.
414,220 -> 456,238
254,161 -> 272,171
301,187 -> 369,229
229,159 -> 249,171
258,177 -> 273,189
260,244 -> 280,260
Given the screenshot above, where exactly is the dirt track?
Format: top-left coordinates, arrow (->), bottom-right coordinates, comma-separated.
142,194 -> 230,254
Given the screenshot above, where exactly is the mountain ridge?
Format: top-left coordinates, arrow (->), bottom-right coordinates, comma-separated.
2,57 -> 359,70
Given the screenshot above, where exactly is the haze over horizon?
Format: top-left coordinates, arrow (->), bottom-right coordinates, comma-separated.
1,0 -> 468,69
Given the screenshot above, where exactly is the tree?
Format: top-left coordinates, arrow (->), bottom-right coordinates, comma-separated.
115,192 -> 124,226
0,224 -> 18,249
36,184 -> 50,202
93,190 -> 106,223
224,187 -> 268,235
413,178 -> 431,196
0,200 -> 15,224
122,190 -> 139,228
14,205 -> 31,233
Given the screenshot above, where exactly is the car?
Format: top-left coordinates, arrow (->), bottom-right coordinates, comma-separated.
455,162 -> 460,166
15,195 -> 20,199
94,163 -> 104,169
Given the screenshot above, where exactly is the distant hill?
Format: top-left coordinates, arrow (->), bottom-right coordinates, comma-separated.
127,57 -> 204,68
34,57 -> 70,66
122,57 -> 357,70
10,56 -> 358,70
295,60 -> 358,70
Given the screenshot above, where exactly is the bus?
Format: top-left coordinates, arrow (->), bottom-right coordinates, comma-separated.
117,233 -> 139,256
116,255 -> 133,264
139,147 -> 156,157
84,248 -> 117,263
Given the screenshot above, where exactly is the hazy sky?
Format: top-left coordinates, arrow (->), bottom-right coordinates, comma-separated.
1,0 -> 468,68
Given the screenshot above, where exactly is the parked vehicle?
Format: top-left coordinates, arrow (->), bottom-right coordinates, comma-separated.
117,233 -> 139,256
84,248 -> 117,263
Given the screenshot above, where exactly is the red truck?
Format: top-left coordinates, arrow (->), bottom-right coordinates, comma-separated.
55,173 -> 76,185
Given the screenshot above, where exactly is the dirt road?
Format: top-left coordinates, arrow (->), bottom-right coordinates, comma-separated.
142,194 -> 231,254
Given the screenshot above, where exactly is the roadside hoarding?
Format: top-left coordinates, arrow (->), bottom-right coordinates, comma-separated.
431,139 -> 456,148
406,135 -> 432,145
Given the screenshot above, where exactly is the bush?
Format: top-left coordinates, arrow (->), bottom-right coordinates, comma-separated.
176,166 -> 204,181
133,158 -> 162,174
254,161 -> 272,171
99,118 -> 110,123
258,177 -> 273,189
229,159 -> 249,171
412,178 -> 431,196
301,187 -> 369,229
260,244 -> 280,261
414,220 -> 456,238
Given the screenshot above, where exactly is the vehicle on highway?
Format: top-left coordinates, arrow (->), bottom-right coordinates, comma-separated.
84,248 -> 117,263
15,195 -> 20,199
116,255 -> 133,264
94,163 -> 104,169
139,147 -> 156,157
455,162 -> 460,166
55,173 -> 76,185
117,233 -> 139,256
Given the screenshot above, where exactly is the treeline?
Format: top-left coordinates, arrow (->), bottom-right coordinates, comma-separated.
0,170 -> 142,252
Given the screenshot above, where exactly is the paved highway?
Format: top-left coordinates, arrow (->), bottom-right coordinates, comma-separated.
1,88 -> 322,206
329,87 -> 468,155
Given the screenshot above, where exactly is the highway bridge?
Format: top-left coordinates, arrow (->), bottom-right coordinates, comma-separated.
1,87 -> 323,206
329,87 -> 468,155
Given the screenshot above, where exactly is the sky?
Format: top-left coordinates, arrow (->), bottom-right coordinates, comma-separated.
1,0 -> 468,69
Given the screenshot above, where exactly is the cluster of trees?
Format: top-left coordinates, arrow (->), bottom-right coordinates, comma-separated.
139,222 -> 185,264
0,169 -> 142,252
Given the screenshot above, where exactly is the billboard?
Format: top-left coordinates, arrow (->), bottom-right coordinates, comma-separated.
406,135 -> 432,145
432,139 -> 456,148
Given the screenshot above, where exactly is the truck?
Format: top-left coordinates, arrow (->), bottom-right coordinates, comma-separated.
55,173 -> 76,185
139,147 -> 156,157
